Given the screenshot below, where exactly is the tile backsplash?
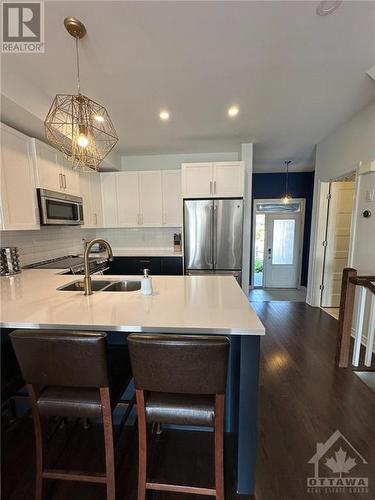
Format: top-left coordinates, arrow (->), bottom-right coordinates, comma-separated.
0,227 -> 96,266
0,226 -> 181,266
96,227 -> 180,250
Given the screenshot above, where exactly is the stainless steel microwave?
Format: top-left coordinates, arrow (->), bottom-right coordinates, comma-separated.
37,189 -> 84,225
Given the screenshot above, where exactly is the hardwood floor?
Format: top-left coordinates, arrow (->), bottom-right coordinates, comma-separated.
253,302 -> 375,500
2,303 -> 375,500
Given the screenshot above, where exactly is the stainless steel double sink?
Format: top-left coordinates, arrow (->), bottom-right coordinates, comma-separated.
58,279 -> 141,292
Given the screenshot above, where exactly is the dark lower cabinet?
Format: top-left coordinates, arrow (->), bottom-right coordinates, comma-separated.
105,256 -> 183,276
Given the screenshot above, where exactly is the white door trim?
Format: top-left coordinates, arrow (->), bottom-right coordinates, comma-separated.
306,167 -> 359,307
252,198 -> 305,289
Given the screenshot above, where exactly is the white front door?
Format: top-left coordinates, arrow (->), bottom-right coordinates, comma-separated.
321,181 -> 355,307
264,213 -> 301,288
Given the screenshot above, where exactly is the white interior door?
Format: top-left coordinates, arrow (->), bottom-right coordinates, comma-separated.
264,213 -> 301,288
321,181 -> 355,307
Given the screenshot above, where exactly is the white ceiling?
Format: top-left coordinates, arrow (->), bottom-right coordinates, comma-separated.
2,1 -> 375,172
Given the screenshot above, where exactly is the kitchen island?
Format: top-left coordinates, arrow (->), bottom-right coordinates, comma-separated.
1,270 -> 265,495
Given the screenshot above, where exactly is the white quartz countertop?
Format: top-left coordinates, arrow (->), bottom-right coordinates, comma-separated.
92,248 -> 182,257
0,270 -> 265,336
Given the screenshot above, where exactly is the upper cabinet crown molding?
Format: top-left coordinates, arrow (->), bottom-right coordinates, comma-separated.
0,123 -> 40,230
181,161 -> 245,198
32,139 -> 80,196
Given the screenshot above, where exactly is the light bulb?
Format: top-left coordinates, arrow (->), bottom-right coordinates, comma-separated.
228,105 -> 239,117
159,110 -> 170,121
77,133 -> 89,148
282,195 -> 290,204
94,115 -> 104,123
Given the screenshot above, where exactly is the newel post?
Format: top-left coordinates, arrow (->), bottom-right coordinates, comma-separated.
336,268 -> 357,367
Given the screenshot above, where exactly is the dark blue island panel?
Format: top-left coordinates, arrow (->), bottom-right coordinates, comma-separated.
105,256 -> 183,276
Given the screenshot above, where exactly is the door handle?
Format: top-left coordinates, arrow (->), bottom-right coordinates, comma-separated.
59,173 -> 63,189
213,180 -> 216,194
63,174 -> 67,189
209,181 -> 212,194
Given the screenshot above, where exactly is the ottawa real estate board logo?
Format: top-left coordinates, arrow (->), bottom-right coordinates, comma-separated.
307,430 -> 369,494
2,1 -> 44,53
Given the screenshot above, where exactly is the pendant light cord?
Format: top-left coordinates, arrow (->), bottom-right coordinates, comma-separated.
285,160 -> 291,197
75,37 -> 81,95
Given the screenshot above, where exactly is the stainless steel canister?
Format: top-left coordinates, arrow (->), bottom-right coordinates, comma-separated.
0,247 -> 22,276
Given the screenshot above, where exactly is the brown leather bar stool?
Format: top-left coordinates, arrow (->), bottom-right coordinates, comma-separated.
127,333 -> 229,500
10,330 -> 133,500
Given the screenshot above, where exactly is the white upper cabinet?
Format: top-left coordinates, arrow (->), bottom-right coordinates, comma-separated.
32,139 -> 80,196
0,124 -> 39,230
101,173 -> 118,227
116,172 -> 140,227
139,171 -> 163,226
60,157 -> 80,196
162,170 -> 182,226
181,161 -> 245,198
90,173 -> 103,227
213,162 -> 245,197
181,162 -> 213,198
100,169 -> 182,228
80,171 -> 103,228
32,139 -> 61,192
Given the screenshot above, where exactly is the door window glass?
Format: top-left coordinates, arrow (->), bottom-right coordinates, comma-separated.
272,219 -> 295,265
256,202 -> 300,213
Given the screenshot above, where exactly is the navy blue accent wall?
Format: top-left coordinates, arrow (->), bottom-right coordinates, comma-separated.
251,172 -> 315,287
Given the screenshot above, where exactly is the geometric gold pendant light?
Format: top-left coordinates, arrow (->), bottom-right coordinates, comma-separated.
44,18 -> 118,171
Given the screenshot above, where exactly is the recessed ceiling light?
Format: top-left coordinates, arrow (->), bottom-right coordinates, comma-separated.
316,1 -> 343,16
159,110 -> 170,121
228,106 -> 239,118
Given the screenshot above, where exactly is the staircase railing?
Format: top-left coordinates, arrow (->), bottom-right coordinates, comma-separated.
336,268 -> 375,368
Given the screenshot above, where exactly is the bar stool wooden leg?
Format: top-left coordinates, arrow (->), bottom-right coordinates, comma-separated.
27,385 -> 44,500
136,389 -> 147,500
214,394 -> 225,500
101,388 -> 116,500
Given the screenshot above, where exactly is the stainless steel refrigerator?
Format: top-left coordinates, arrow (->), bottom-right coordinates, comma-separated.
183,198 -> 243,283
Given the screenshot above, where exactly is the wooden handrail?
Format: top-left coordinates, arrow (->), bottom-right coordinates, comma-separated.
336,268 -> 375,368
349,276 -> 375,294
336,268 -> 357,367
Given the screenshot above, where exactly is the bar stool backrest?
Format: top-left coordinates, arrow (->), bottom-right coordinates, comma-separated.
10,330 -> 109,388
127,334 -> 229,395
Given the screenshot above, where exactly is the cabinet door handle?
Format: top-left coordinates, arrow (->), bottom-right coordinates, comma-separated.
59,173 -> 63,189
209,181 -> 212,194
63,174 -> 67,189
140,213 -> 143,225
214,180 -> 216,194
94,213 -> 97,225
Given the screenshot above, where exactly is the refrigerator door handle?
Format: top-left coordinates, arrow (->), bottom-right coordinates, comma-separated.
213,204 -> 217,265
209,203 -> 214,267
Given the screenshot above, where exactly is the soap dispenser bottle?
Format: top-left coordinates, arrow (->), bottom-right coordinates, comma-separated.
141,268 -> 153,295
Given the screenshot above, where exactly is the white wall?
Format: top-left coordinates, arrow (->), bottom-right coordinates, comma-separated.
352,169 -> 375,274
241,143 -> 253,293
307,102 -> 375,305
121,152 -> 239,171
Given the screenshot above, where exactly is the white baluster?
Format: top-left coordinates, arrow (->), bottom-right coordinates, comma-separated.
352,286 -> 367,367
364,293 -> 375,367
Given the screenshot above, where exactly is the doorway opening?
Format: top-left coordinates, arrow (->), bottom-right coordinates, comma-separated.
252,199 -> 305,292
320,174 -> 356,315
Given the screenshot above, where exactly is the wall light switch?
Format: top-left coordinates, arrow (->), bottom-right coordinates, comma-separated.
365,190 -> 374,202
